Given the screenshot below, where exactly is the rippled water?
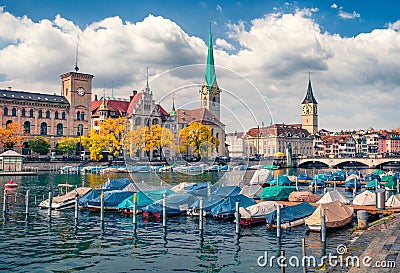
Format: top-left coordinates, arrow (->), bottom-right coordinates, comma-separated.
0,171 -> 361,272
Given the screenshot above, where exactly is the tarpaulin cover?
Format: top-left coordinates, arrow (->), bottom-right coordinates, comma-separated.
102,178 -> 132,190
190,195 -> 226,211
317,190 -> 350,204
142,193 -> 198,214
53,187 -> 92,203
382,176 -> 397,189
117,188 -> 175,209
268,175 -> 292,186
386,194 -> 400,208
210,194 -> 256,216
239,201 -> 278,219
170,182 -> 195,193
260,186 -> 296,201
353,190 -> 376,206
250,169 -> 272,185
212,186 -> 241,197
305,200 -> 354,228
288,191 -> 321,203
345,179 -> 361,189
313,174 -> 328,181
365,179 -> 381,190
266,202 -> 316,225
240,185 -> 263,199
88,190 -> 134,207
78,189 -> 107,208
297,173 -> 312,181
310,179 -> 326,187
346,174 -> 361,181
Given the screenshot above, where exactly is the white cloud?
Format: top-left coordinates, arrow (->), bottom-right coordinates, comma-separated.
0,8 -> 399,132
338,10 -> 361,20
331,3 -> 338,9
215,38 -> 234,50
216,5 -> 222,12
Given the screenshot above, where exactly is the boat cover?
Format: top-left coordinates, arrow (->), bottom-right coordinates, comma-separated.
189,195 -> 225,211
88,190 -> 134,207
250,169 -> 272,185
240,185 -> 263,199
102,178 -> 132,190
186,182 -> 215,197
382,176 -> 397,189
212,186 -> 241,197
268,175 -> 292,186
346,174 -> 361,181
266,202 -> 316,225
288,191 -> 321,203
345,179 -> 361,189
170,182 -> 195,193
310,179 -> 326,187
305,200 -> 354,228
313,174 -> 328,181
317,190 -> 350,204
365,179 -> 381,190
365,174 -> 381,182
210,194 -> 256,216
53,187 -> 92,203
239,201 -> 278,219
329,173 -> 346,181
142,193 -> 198,214
297,173 -> 312,181
373,169 -> 384,175
117,188 -> 175,209
386,194 -> 400,208
123,181 -> 160,192
353,190 -> 376,206
78,189 -> 106,208
260,186 -> 297,201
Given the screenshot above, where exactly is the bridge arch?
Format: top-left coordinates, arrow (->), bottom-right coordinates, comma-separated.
298,160 -> 329,168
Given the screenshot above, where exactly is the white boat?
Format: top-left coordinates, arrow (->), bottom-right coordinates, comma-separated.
352,190 -> 376,206
39,187 -> 92,210
239,201 -> 278,225
386,194 -> 400,208
249,169 -> 272,185
317,190 -> 350,205
240,185 -> 263,199
305,200 -> 354,232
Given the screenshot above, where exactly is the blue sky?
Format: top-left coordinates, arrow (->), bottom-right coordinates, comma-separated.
0,1 -> 399,132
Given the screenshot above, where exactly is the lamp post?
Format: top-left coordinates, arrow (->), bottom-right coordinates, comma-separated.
257,125 -> 260,156
78,124 -> 83,160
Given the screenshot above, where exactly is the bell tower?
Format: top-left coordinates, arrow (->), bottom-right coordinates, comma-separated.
200,22 -> 220,120
301,72 -> 318,134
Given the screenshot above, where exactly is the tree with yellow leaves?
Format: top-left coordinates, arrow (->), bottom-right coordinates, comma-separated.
0,121 -> 26,150
82,131 -> 107,161
56,137 -> 79,158
178,122 -> 219,159
124,125 -> 147,158
145,124 -> 175,160
100,117 -> 127,158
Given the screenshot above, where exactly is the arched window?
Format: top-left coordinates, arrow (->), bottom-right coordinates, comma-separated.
46,110 -> 50,118
40,122 -> 47,135
4,107 -> 8,116
77,124 -> 83,136
56,123 -> 63,136
80,112 -> 85,121
21,109 -> 26,117
61,112 -> 66,120
54,111 -> 59,119
38,110 -> 43,118
29,109 -> 34,117
145,118 -> 150,127
6,120 -> 12,127
212,97 -> 216,106
216,132 -> 219,139
152,118 -> 158,125
11,108 -> 17,116
135,117 -> 142,126
77,111 -> 81,120
24,121 -> 31,133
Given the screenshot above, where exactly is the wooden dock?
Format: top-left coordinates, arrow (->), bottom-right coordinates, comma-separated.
0,171 -> 38,176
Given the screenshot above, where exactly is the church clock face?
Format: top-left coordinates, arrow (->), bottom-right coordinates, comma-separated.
302,105 -> 310,115
77,87 -> 85,96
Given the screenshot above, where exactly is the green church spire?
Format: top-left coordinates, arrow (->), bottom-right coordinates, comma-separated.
170,97 -> 176,116
205,21 -> 216,89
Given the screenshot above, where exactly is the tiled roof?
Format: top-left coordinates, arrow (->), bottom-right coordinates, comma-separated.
92,98 -> 130,117
321,135 -> 353,144
0,89 -> 69,104
247,123 -> 310,138
177,108 -> 225,127
126,93 -> 143,116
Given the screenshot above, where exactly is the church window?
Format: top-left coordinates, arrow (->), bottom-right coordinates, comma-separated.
61,112 -> 66,120
46,110 -> 50,118
216,132 -> 219,139
38,110 -> 43,118
40,122 -> 47,135
152,119 -> 158,125
135,117 -> 142,126
56,123 -> 63,136
3,107 -> 8,116
21,109 -> 26,117
145,118 -> 150,127
11,108 -> 16,116
24,121 -> 31,133
29,109 -> 34,117
6,120 -> 12,127
212,97 -> 216,106
81,112 -> 85,121
54,111 -> 59,119
77,111 -> 81,120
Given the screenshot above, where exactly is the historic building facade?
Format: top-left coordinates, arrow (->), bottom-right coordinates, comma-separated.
0,69 -> 93,154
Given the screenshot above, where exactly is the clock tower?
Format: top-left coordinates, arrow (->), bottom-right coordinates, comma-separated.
301,73 -> 318,134
61,70 -> 94,137
200,22 -> 220,120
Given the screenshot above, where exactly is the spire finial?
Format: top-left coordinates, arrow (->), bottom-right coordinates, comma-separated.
308,70 -> 311,81
146,67 -> 150,92
74,43 -> 79,72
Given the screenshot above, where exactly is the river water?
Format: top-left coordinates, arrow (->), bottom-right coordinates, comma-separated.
0,168 -> 374,272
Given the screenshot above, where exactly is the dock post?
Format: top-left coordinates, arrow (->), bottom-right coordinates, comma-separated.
321,208 -> 326,242
132,193 -> 137,227
3,189 -> 7,218
162,193 -> 167,228
199,199 -> 204,231
235,201 -> 240,234
277,205 -> 281,238
353,185 -> 356,198
302,238 -> 307,273
324,187 -> 327,195
314,179 -> 317,193
100,191 -> 104,229
295,177 -> 298,191
25,190 -> 30,216
48,192 -> 53,218
397,178 -> 399,194
280,250 -> 285,273
34,195 -> 37,205
207,183 -> 211,197
14,192 -> 17,202
334,179 -> 336,191
74,193 -> 79,225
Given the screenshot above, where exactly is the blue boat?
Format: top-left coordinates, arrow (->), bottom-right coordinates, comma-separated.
188,195 -> 226,216
117,188 -> 175,212
186,182 -> 215,197
102,178 -> 132,190
345,179 -> 362,190
268,175 -> 292,186
78,189 -> 105,209
364,173 -> 381,182
365,179 -> 381,190
87,190 -> 134,211
142,193 -> 198,218
329,172 -> 346,181
266,202 -> 316,229
210,194 -> 256,219
313,174 -> 328,181
212,186 -> 241,197
309,178 -> 326,188
297,173 -> 312,182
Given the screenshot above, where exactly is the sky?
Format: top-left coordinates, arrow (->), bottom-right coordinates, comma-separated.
0,0 -> 399,133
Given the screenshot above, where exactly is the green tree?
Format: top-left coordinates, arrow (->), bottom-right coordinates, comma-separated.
28,136 -> 50,155
56,137 -> 79,157
178,122 -> 219,158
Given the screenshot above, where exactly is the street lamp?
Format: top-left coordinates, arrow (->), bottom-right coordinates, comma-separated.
78,124 -> 83,159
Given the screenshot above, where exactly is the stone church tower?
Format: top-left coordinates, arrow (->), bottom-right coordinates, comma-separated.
301,73 -> 318,134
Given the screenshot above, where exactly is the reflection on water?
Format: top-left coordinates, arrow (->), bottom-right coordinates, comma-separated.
0,169 -> 375,272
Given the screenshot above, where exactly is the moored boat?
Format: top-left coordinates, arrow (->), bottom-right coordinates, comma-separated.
266,202 -> 316,229
239,201 -> 278,226
352,190 -> 376,206
39,187 -> 92,210
5,179 -> 18,188
210,194 -> 256,220
317,190 -> 350,204
288,191 -> 321,203
259,186 -> 296,201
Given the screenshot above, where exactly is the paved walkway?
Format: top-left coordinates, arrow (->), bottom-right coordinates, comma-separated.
327,213 -> 399,273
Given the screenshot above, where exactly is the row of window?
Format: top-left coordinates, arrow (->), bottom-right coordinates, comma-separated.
6,120 -> 83,137
134,117 -> 159,127
3,107 -> 66,119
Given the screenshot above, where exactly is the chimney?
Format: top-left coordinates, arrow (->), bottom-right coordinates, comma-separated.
132,90 -> 137,96
7,86 -> 12,91
94,94 -> 98,101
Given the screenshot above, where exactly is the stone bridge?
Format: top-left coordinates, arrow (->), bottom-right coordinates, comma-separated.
294,157 -> 400,168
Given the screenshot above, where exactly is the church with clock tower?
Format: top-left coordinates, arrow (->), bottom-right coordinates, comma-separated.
301,73 -> 318,134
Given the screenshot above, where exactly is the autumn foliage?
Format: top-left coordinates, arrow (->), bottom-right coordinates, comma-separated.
0,122 -> 26,150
